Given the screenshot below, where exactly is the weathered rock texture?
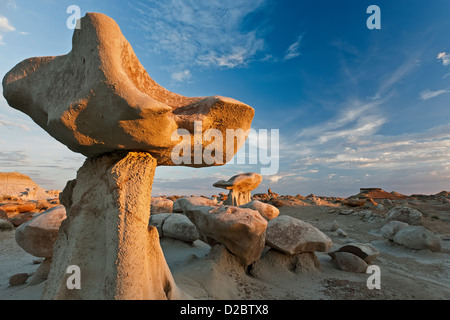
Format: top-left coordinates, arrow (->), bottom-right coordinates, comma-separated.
43,152 -> 186,300
2,13 -> 254,165
213,172 -> 262,206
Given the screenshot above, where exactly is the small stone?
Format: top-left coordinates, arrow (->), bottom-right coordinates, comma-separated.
340,209 -> 354,215
336,228 -> 347,238
329,220 -> 339,232
9,273 -> 29,286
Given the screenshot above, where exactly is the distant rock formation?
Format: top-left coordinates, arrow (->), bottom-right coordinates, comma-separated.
213,172 -> 262,206
0,172 -> 59,201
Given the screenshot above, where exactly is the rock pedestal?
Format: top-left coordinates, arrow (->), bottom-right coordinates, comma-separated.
43,152 -> 186,300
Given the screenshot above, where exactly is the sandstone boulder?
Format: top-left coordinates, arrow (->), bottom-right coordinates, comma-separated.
239,200 -> 279,221
385,206 -> 423,225
151,197 -> 174,214
184,205 -> 267,266
15,205 -> 66,258
213,173 -> 262,206
381,221 -> 409,240
162,213 -> 200,242
393,226 -> 441,252
265,215 -> 332,255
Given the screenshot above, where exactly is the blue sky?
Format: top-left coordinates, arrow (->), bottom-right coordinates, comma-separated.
0,0 -> 449,197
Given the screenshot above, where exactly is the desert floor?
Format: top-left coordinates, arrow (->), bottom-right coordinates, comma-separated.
1,201 -> 449,300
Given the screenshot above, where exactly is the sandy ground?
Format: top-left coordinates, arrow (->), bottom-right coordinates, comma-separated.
1,201 -> 449,300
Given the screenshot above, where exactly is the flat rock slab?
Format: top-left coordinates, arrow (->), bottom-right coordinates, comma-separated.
265,215 -> 332,255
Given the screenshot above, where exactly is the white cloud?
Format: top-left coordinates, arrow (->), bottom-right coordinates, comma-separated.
437,52 -> 450,66
420,89 -> 450,101
0,120 -> 31,131
0,15 -> 15,32
130,0 -> 266,70
171,69 -> 191,82
283,35 -> 303,61
0,15 -> 15,45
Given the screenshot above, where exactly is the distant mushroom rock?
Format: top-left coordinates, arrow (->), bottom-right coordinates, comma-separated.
213,172 -> 262,206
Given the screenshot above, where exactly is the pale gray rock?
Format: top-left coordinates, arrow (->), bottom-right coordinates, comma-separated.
162,213 -> 200,242
381,220 -> 409,240
385,206 -> 423,225
393,226 -> 441,252
149,213 -> 171,237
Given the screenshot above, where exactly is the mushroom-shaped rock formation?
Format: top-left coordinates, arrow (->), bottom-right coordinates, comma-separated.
213,172 -> 262,206
2,13 -> 254,300
2,12 -> 254,165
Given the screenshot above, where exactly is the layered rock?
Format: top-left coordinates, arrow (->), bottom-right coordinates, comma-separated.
213,172 -> 262,206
